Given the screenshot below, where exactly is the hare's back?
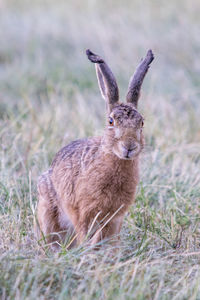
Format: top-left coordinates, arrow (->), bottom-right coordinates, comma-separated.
49,137 -> 101,201
51,137 -> 101,169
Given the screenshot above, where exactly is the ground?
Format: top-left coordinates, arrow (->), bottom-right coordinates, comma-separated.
0,0 -> 200,299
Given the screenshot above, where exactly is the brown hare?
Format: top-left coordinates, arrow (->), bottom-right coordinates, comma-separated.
36,49 -> 154,250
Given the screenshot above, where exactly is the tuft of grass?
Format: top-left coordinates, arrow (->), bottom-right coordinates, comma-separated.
1,0 -> 200,299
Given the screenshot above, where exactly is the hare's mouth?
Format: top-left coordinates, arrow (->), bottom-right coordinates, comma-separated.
113,145 -> 140,160
122,151 -> 138,160
119,153 -> 138,160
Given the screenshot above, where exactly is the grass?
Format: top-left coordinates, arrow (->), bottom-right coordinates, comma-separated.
1,0 -> 200,299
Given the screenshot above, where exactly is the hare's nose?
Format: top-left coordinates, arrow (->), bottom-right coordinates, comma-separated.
121,143 -> 137,158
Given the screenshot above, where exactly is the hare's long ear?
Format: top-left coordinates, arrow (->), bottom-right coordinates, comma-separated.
126,49 -> 154,108
86,49 -> 119,113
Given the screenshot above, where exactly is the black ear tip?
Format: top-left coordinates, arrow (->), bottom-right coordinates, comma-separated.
86,49 -> 93,56
147,49 -> 154,62
86,49 -> 104,64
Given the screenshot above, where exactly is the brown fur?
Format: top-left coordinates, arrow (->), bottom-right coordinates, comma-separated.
36,49 -> 154,249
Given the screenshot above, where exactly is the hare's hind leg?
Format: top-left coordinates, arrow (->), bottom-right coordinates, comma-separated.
36,171 -> 75,250
36,194 -> 61,250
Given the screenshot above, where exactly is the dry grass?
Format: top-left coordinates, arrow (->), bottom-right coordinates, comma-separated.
1,0 -> 200,299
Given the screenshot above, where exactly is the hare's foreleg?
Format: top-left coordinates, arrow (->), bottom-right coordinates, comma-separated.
75,221 -> 89,245
74,213 -> 124,247
90,215 -> 124,247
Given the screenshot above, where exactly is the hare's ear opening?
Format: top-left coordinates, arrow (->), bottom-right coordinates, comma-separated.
95,65 -> 106,101
86,49 -> 119,113
95,64 -> 118,113
126,49 -> 154,108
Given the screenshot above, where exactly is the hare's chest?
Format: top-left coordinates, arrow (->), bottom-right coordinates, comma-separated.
81,164 -> 137,209
102,174 -> 136,205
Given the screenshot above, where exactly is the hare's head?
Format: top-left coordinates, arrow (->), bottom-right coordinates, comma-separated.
86,49 -> 154,160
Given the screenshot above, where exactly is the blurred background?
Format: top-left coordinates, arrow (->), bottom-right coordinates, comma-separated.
1,1 -> 200,298
1,0 -> 200,147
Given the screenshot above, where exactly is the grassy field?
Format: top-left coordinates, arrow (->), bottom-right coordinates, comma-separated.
1,0 -> 200,299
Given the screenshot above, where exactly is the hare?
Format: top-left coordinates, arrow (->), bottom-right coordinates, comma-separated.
36,49 -> 154,250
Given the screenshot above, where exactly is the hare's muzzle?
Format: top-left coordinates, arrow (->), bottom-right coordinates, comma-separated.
120,143 -> 139,160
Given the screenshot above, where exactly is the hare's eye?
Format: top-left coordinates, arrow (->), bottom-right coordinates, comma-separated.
109,117 -> 114,126
141,120 -> 144,127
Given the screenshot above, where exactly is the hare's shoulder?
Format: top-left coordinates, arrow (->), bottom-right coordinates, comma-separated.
51,136 -> 101,169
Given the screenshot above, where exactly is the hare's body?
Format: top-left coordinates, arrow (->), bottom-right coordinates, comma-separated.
38,135 -> 139,247
36,49 -> 154,249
